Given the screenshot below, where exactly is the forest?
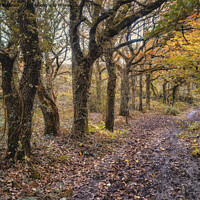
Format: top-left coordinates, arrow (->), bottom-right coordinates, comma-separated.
0,0 -> 199,199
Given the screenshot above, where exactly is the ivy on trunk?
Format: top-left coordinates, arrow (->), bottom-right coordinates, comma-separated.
0,0 -> 42,160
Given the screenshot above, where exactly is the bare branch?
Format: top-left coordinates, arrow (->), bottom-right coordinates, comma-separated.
181,25 -> 190,45
115,38 -> 144,50
105,0 -> 167,38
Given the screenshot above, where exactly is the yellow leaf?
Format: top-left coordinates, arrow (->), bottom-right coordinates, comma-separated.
191,148 -> 200,156
134,196 -> 140,199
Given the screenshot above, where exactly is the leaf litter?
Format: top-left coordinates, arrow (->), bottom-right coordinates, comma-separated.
0,109 -> 200,199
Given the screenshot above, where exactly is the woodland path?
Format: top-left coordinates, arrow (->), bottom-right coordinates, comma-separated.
71,109 -> 200,200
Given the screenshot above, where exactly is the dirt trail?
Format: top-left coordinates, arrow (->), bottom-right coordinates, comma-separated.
71,109 -> 200,200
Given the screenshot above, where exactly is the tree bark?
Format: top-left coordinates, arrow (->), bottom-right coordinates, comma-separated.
37,80 -> 60,136
71,59 -> 92,139
69,4 -> 90,139
186,81 -> 193,103
69,1 -> 100,138
68,0 -> 167,138
172,85 -> 179,106
105,49 -> 116,132
119,67 -> 129,116
0,1 -> 42,160
150,83 -> 158,100
94,59 -> 103,113
139,73 -> 143,111
1,54 -> 24,159
146,73 -> 151,110
163,80 -> 168,104
44,52 -> 53,97
131,71 -> 136,111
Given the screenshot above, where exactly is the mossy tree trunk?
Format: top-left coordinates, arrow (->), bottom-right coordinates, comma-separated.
68,0 -> 167,138
69,0 -> 102,138
0,54 -> 26,160
37,79 -> 60,136
71,59 -> 92,139
0,0 -> 42,160
105,48 -> 116,132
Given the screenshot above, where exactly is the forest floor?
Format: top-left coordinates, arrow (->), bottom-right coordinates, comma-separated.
71,108 -> 200,200
0,107 -> 200,200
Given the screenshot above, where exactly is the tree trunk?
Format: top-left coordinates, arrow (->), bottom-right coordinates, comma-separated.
71,58 -> 92,139
150,83 -> 157,100
139,73 -> 143,111
38,80 -> 60,136
44,52 -> 53,97
163,80 -> 168,104
0,1 -> 42,160
1,55 -> 26,160
94,59 -> 102,112
172,85 -> 179,106
166,82 -> 171,105
186,81 -> 193,103
119,70 -> 125,115
131,71 -> 136,111
69,1 -> 97,139
105,49 -> 116,132
119,67 -> 129,116
146,73 -> 151,110
1,55 -> 37,160
68,0 -> 167,138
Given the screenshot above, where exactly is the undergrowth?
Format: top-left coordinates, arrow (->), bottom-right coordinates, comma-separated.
176,120 -> 200,157
88,120 -> 123,139
164,106 -> 180,116
151,100 -> 191,115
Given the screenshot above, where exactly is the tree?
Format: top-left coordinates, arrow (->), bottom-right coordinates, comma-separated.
35,2 -> 69,136
162,79 -> 169,104
105,45 -> 116,132
130,71 -> 136,110
146,71 -> 151,110
93,58 -> 105,113
0,0 -> 42,160
1,1 -> 64,138
37,80 -> 60,136
149,0 -> 199,39
69,0 -> 167,138
156,12 -> 200,105
117,36 -> 145,116
139,71 -> 143,111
